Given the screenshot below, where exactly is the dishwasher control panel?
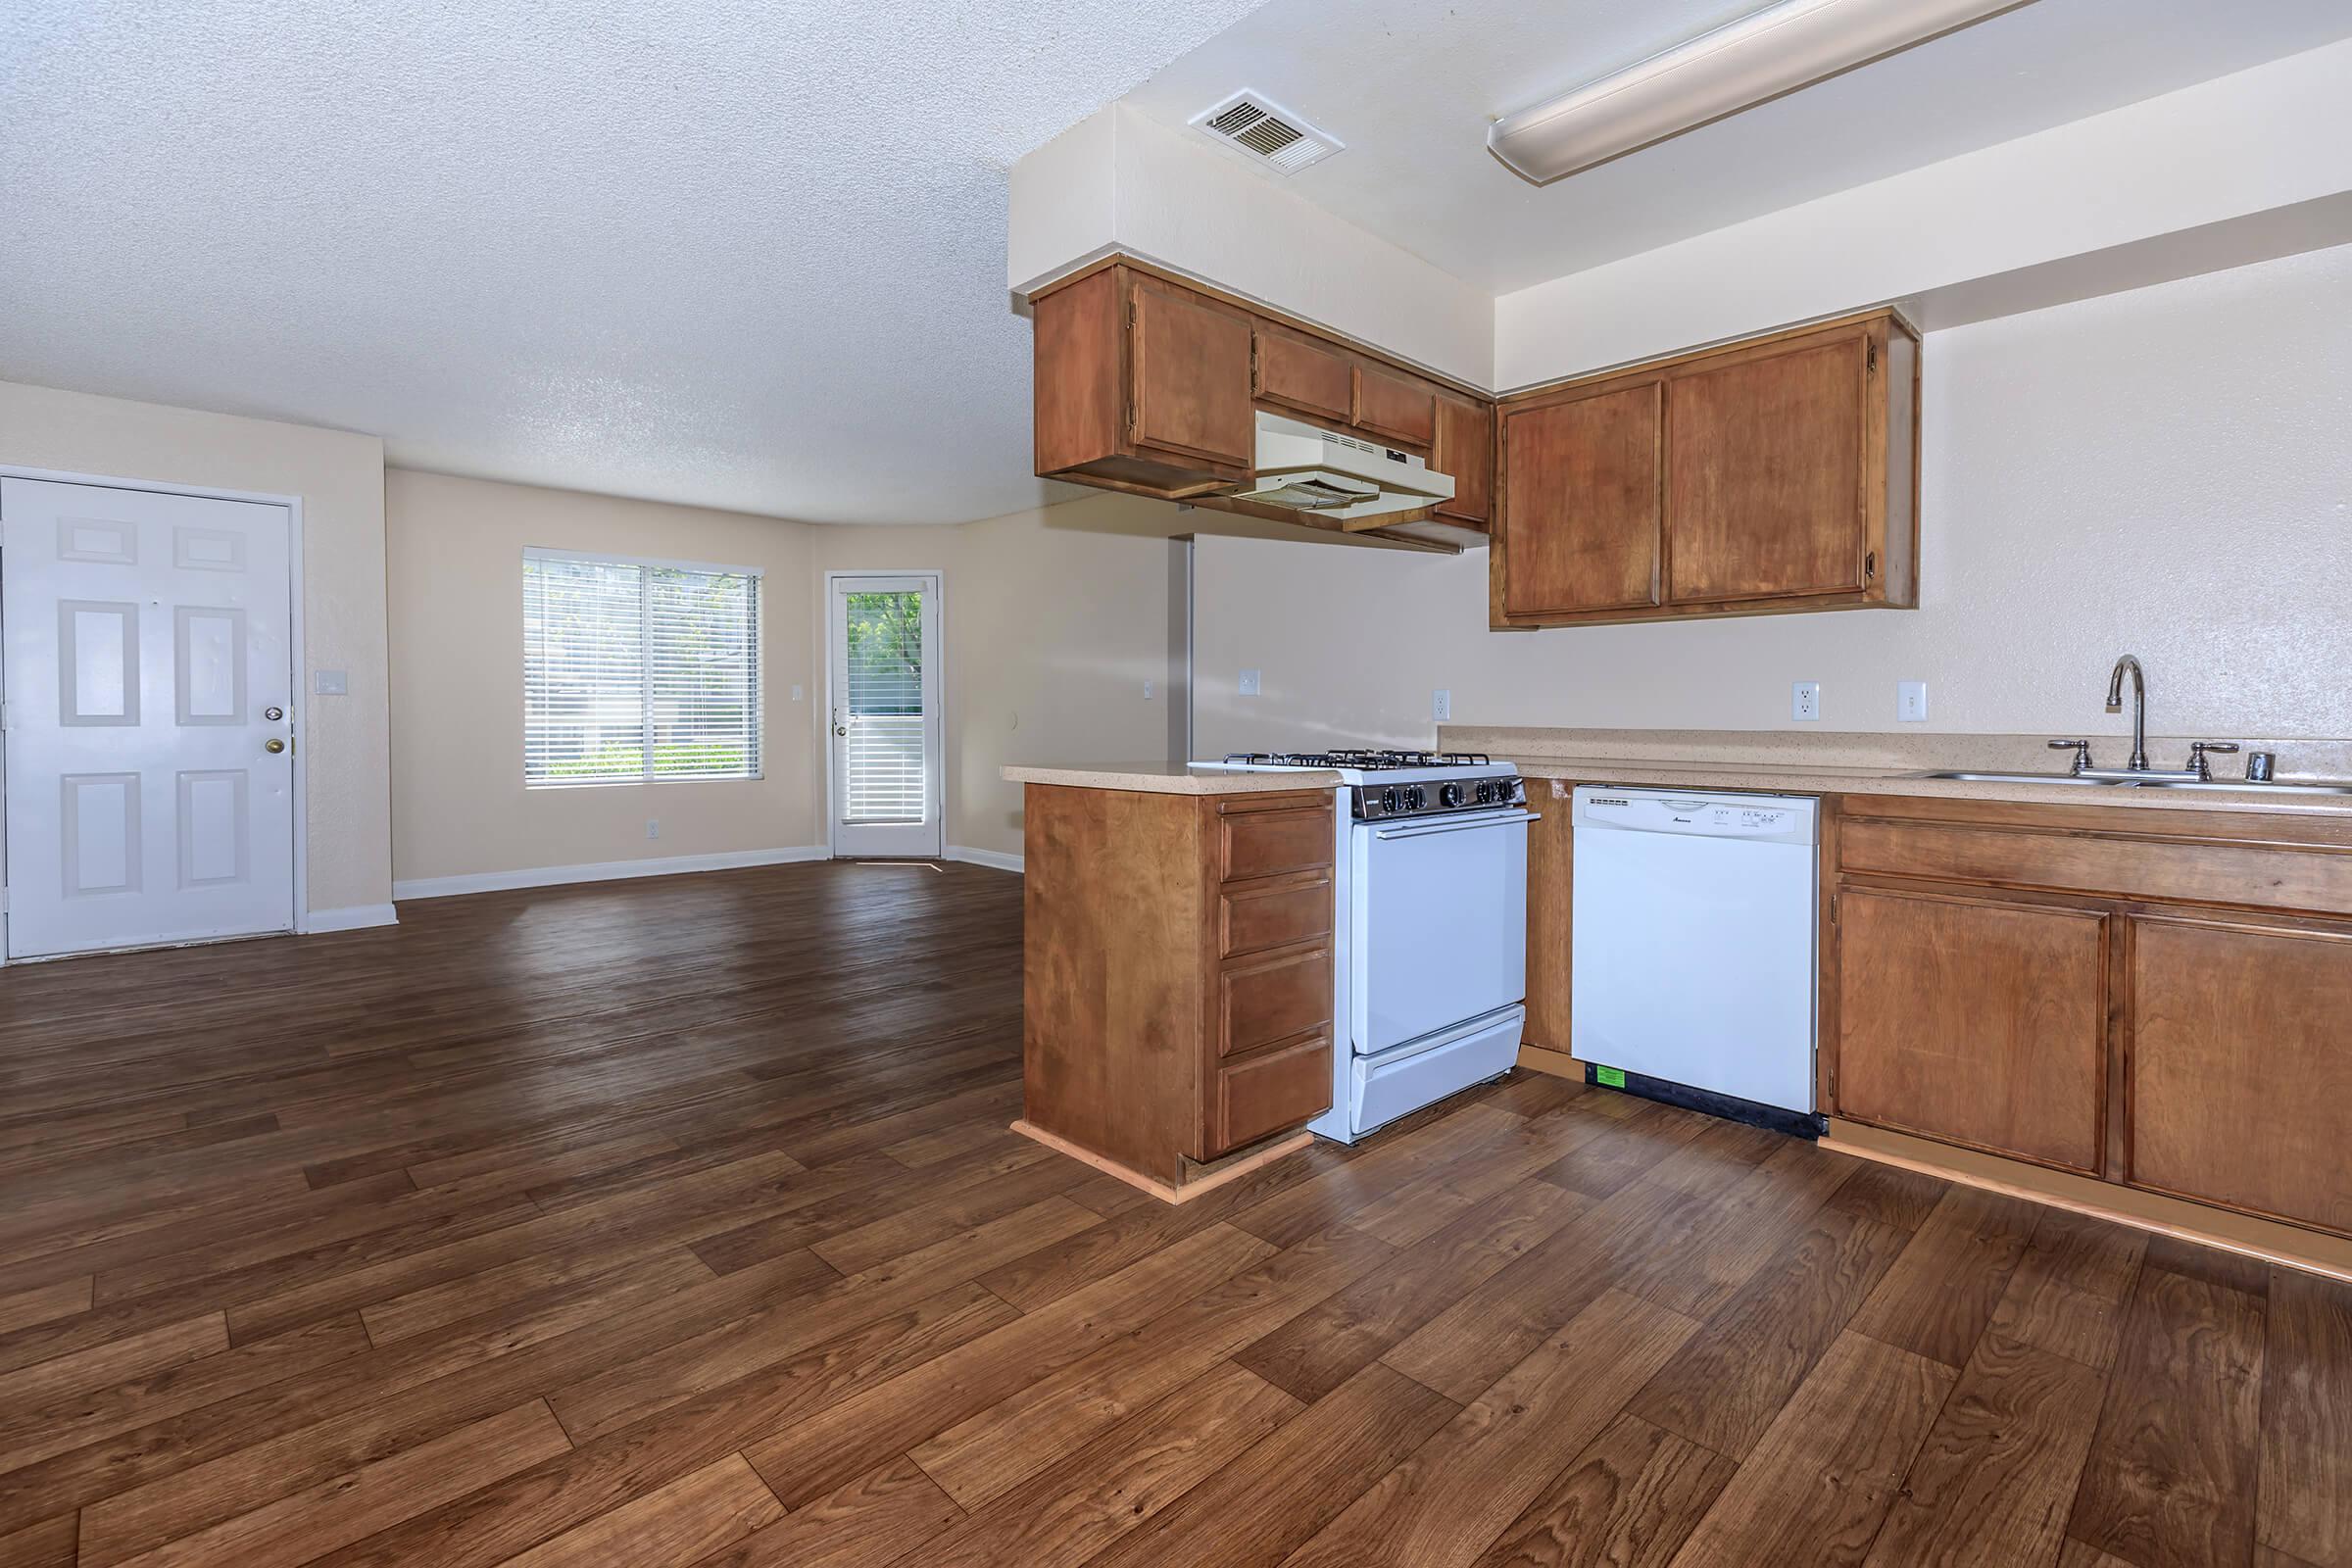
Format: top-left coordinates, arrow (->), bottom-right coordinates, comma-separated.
1574,789 -> 1818,846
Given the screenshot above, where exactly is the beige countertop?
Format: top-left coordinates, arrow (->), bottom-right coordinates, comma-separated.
1443,727 -> 2352,819
1002,761 -> 1342,796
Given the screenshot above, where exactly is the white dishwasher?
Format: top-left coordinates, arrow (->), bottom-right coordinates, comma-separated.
1571,786 -> 1821,1134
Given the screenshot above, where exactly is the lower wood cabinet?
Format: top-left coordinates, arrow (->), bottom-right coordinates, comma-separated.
1022,783 -> 1335,1185
1825,794 -> 2352,1240
2129,914 -> 2352,1236
1834,886 -> 2107,1174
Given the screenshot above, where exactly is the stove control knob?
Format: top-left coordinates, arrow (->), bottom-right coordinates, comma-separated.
1440,782 -> 1466,808
1473,780 -> 1495,805
1403,785 -> 1428,811
1379,786 -> 1403,814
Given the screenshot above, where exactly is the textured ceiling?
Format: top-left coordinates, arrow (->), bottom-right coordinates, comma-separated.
0,0 -> 1272,524
1121,0 -> 2352,293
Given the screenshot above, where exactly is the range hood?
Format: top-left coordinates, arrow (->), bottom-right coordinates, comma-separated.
1226,413 -> 1454,525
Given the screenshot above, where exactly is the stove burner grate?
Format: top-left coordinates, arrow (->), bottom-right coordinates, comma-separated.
1222,749 -> 1495,770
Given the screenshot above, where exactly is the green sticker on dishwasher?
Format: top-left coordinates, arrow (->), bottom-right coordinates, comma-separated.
1595,1066 -> 1626,1089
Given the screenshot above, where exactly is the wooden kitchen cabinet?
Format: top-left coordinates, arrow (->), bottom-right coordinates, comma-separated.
1033,265 -> 1255,494
1252,323 -> 1353,423
1824,793 -> 2352,1238
1021,783 -> 1335,1192
1492,310 -> 1919,627
1496,382 -> 1660,616
1430,390 -> 1494,528
1834,885 -> 2108,1174
2130,914 -> 2352,1236
1028,255 -> 1494,549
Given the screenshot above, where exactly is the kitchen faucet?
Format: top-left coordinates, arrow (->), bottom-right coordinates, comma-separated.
2106,654 -> 2149,772
2048,655 -> 2239,779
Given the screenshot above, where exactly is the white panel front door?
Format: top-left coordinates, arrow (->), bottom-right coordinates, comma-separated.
2,477 -> 296,958
827,573 -> 942,859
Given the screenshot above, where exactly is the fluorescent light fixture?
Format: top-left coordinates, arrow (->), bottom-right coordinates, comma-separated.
1488,0 -> 2034,185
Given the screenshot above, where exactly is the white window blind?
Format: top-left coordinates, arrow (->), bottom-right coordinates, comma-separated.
523,550 -> 760,786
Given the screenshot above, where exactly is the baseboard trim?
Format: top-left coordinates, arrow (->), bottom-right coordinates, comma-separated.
947,845 -> 1025,874
303,904 -> 400,934
393,846 -> 831,902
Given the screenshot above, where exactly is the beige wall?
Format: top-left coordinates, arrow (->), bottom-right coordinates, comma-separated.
1200,245 -> 2352,754
0,379 -> 394,918
385,472 -> 1198,881
386,469 -> 824,885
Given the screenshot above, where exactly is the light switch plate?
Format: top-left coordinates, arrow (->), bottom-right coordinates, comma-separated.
1897,680 -> 1929,722
1238,669 -> 1261,696
1143,679 -> 1153,700
314,668 -> 348,696
790,682 -> 804,702
1792,682 -> 1821,722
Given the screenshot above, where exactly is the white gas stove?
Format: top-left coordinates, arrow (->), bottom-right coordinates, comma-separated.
1195,750 -> 1535,1143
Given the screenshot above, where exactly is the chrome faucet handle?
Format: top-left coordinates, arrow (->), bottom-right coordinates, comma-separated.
2047,739 -> 2094,775
2186,741 -> 2240,781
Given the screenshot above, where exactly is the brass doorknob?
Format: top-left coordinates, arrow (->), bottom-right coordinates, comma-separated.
264,738 -> 286,755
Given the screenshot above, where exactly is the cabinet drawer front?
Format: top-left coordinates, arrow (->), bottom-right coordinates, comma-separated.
1221,808 -> 1333,882
1221,876 -> 1332,958
1840,817 -> 2352,919
1254,328 -> 1352,421
1221,947 -> 1333,1058
1215,1034 -> 1333,1153
2130,915 -> 2352,1236
1352,366 -> 1437,447
1836,886 -> 2106,1174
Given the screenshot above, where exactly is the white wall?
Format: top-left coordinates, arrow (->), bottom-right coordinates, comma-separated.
1011,105 -> 1494,389
0,379 -> 395,921
1198,245 -> 2352,751
1494,37 -> 2352,388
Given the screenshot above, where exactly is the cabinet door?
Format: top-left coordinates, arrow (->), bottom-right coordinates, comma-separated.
1128,277 -> 1254,471
1664,329 -> 1867,603
2130,916 -> 2352,1236
1252,327 -> 1352,423
1431,392 -> 1493,525
1352,365 -> 1437,448
1836,886 -> 2108,1174
1499,383 -> 1661,616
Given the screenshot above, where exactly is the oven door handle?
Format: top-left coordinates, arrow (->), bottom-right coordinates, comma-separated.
1371,808 -> 1540,841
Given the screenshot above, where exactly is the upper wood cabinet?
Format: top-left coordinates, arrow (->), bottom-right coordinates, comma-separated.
1429,392 -> 1494,527
1033,267 -> 1255,495
1251,325 -> 1352,423
1496,382 -> 1660,616
1030,259 -> 1495,545
1351,364 -> 1438,448
1493,311 -> 1919,628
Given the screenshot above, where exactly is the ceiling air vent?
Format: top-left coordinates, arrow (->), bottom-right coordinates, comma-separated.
1188,91 -> 1343,175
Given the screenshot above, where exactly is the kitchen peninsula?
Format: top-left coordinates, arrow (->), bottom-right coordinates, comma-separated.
1004,762 -> 1342,1201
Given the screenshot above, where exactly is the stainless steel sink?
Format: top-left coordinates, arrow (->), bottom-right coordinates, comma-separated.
1911,770 -> 2134,787
1912,769 -> 2352,796
2131,778 -> 2352,796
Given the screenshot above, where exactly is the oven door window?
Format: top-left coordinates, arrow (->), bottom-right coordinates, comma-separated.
1350,811 -> 1530,1054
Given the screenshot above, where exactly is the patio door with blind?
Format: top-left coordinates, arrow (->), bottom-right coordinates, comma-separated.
827,573 -> 941,858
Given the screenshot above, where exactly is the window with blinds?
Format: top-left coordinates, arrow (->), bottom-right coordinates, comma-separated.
523,550 -> 760,786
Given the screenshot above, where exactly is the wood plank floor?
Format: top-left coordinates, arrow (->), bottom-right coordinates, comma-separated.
1,859 -> 2346,1567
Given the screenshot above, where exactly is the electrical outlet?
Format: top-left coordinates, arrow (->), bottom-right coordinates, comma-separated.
1897,680 -> 1929,722
1433,689 -> 1451,722
1792,682 -> 1822,722
646,819 -> 660,840
1238,669 -> 1261,696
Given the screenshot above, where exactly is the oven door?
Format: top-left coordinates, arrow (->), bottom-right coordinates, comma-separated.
1350,808 -> 1533,1054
